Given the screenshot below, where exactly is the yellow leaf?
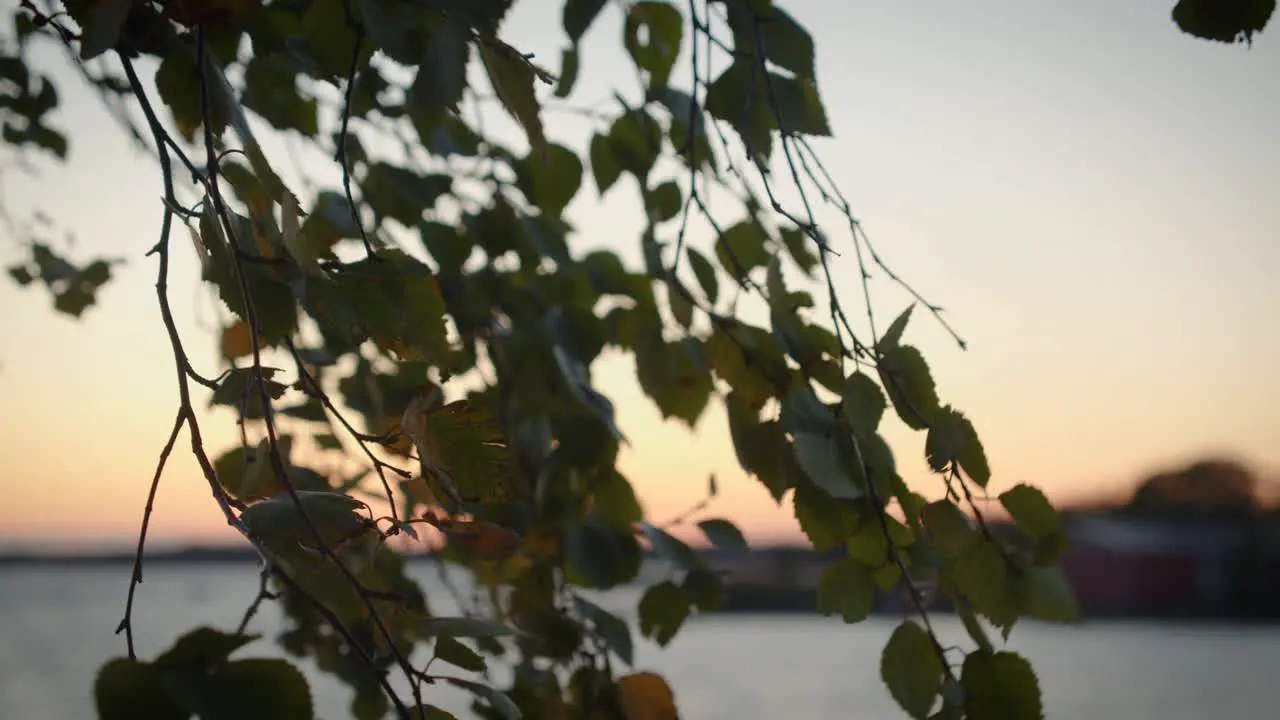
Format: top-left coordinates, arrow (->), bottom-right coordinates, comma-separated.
618,672 -> 678,720
220,320 -> 256,359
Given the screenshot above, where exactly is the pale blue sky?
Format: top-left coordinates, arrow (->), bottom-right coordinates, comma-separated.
1,2 -> 1276,546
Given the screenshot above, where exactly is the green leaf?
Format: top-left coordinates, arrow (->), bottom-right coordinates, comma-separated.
358,0 -> 433,64
446,678 -> 522,720
300,0 -> 365,80
779,226 -> 818,275
77,0 -> 134,60
7,264 -> 34,286
156,627 -> 257,669
589,133 -> 622,195
479,42 -> 547,158
94,658 -> 187,720
792,431 -> 862,500
518,143 -> 583,216
666,278 -> 694,328
878,304 -> 914,350
841,372 -> 886,436
646,180 -> 683,224
363,163 -> 452,226
705,329 -> 775,409
418,616 -> 516,639
816,558 -> 874,623
925,406 -> 991,486
553,46 -> 580,98
758,7 -> 816,80
881,621 -> 943,720
242,53 -> 318,135
768,72 -> 830,136
155,47 -> 231,141
686,247 -> 719,304
203,658 -> 314,720
954,540 -> 1017,630
714,221 -> 771,282
999,484 -> 1064,541
725,398 -> 789,501
591,469 -> 643,531
877,345 -> 940,431
681,566 -> 727,611
845,517 -> 890,566
1018,565 -> 1080,623
210,367 -> 289,418
792,482 -> 857,552
637,581 -> 691,647
574,596 -> 634,665
240,490 -> 371,553
410,22 -> 471,121
921,501 -> 977,555
697,518 -> 748,551
640,521 -> 703,571
961,651 -> 1043,720
434,636 -> 487,672
633,332 -> 713,426
609,109 -> 663,178
565,518 -> 642,589
624,1 -> 683,90
563,0 -> 608,42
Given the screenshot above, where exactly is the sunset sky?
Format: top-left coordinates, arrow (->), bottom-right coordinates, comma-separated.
1,3 -> 1277,550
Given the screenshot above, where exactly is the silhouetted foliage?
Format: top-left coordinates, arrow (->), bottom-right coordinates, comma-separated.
3,2 -> 1266,719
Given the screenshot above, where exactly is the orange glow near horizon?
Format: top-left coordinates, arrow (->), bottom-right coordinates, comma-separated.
2,5 -> 1279,549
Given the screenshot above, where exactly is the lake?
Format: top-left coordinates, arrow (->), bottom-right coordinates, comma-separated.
2,563 -> 1278,719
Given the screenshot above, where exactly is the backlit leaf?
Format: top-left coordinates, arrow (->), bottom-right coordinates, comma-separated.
240,490 -> 371,552
517,143 -> 583,216
686,247 -> 719,304
961,650 -> 1043,720
203,658 -> 314,720
624,1 -> 683,90
94,658 -> 186,720
433,636 -> 486,672
1018,564 -> 1080,623
954,540 -> 1017,630
792,482 -> 856,552
563,0 -> 608,42
841,372 -> 886,436
479,42 -> 547,158
877,345 -> 940,431
881,621 -> 942,719
925,406 -> 991,487
638,581 -> 690,647
714,221 -> 770,282
697,518 -> 748,551
816,558 -> 873,623
921,501 -> 977,555
999,484 -> 1064,541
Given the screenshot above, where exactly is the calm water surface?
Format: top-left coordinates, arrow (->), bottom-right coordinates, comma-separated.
2,564 -> 1278,719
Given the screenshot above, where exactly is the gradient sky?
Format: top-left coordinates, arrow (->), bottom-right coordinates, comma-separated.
1,2 -> 1277,549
